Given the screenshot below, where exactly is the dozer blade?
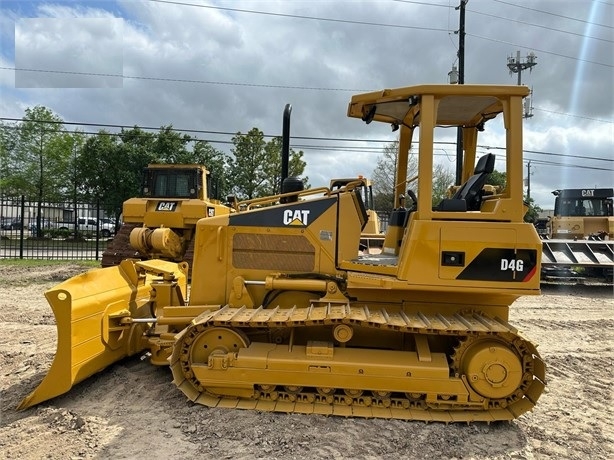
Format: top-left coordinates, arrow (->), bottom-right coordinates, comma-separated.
17,259 -> 179,410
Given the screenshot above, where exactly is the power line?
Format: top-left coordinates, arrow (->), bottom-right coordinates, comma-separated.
1,67 -> 610,125
532,108 -> 613,124
1,123 -> 609,172
148,0 -> 449,33
491,0 -> 614,29
524,158 -> 613,172
484,144 -> 613,163
468,33 -> 612,68
391,0 -> 450,8
1,116 -> 611,167
147,0 -> 612,66
468,9 -> 613,44
0,116 -> 390,142
0,66 -> 367,92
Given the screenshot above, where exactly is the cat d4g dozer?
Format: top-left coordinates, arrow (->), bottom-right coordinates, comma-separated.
20,84 -> 546,423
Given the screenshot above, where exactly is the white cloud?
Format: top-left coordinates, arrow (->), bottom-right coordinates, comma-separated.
0,0 -> 611,208
15,17 -> 123,87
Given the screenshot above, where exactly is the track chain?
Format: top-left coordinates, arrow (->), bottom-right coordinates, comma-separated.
170,304 -> 546,423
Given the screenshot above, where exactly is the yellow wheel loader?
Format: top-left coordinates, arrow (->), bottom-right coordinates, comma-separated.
101,163 -> 231,268
20,84 -> 546,423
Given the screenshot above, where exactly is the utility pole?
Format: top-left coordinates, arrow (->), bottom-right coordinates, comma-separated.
454,0 -> 468,185
526,160 -> 531,201
507,50 -> 537,118
508,51 -> 536,203
507,50 -> 536,85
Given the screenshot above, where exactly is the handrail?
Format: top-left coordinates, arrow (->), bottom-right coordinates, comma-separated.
239,186 -> 331,210
238,179 -> 366,211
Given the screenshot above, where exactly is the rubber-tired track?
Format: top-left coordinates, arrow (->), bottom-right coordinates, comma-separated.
170,304 -> 546,423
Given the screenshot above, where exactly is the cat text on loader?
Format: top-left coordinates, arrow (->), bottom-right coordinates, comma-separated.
20,84 -> 546,423
101,163 -> 230,268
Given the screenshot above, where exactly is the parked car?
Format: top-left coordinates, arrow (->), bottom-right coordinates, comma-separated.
56,216 -> 115,238
99,217 -> 118,232
1,218 -> 24,230
29,219 -> 55,237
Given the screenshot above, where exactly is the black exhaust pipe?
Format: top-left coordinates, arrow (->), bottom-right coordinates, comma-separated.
281,103 -> 291,189
280,104 -> 303,203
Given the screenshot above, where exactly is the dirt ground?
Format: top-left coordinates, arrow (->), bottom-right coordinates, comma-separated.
0,263 -> 612,460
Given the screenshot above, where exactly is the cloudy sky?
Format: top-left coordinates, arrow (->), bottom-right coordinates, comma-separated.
0,0 -> 612,208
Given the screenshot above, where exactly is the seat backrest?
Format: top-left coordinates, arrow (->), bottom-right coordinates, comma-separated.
451,153 -> 495,211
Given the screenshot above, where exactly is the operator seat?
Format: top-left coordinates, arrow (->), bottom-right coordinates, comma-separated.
437,153 -> 496,212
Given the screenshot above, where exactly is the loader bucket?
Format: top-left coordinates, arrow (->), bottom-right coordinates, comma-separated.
17,259 -> 163,410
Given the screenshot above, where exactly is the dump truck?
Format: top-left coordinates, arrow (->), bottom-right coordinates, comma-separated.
101,163 -> 231,268
541,188 -> 613,281
20,84 -> 545,423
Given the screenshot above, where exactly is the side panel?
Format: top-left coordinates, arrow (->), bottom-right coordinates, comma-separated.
188,196 -> 350,306
189,214 -> 231,305
396,220 -> 541,291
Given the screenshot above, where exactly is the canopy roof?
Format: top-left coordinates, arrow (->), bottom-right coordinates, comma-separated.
347,84 -> 530,129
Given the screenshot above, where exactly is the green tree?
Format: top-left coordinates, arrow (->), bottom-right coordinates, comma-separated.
153,125 -> 193,162
260,136 -> 309,197
523,196 -> 542,223
77,131 -> 123,217
488,170 -> 506,188
0,120 -> 18,193
76,127 -> 156,219
191,140 -> 230,200
371,141 -> 418,212
77,131 -> 115,200
3,106 -> 70,201
228,128 -> 269,200
118,126 -> 156,164
54,130 -> 86,201
431,163 -> 456,206
288,147 -> 309,188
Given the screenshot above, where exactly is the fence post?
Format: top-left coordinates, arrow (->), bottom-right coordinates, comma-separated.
95,198 -> 100,261
19,195 -> 25,259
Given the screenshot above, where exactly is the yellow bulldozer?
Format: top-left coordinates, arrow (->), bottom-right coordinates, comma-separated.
541,187 -> 613,281
19,83 -> 546,423
101,163 -> 231,268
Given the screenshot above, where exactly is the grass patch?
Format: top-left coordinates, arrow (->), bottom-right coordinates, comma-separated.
0,259 -> 99,269
0,259 -> 100,285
